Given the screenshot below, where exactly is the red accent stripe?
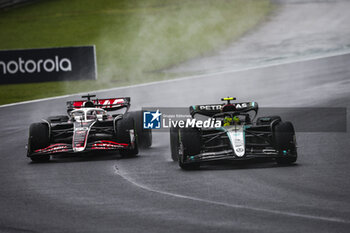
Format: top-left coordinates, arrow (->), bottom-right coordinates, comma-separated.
34,144 -> 69,153
36,143 -> 68,151
72,98 -> 125,109
98,140 -> 128,146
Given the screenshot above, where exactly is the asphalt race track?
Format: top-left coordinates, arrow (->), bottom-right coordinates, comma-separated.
168,0 -> 350,75
0,52 -> 349,233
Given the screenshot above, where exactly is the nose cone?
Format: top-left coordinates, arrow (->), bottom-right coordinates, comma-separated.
226,125 -> 245,157
73,147 -> 85,152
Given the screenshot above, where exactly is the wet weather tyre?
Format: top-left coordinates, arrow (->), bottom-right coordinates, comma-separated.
179,128 -> 201,170
28,123 -> 50,162
117,114 -> 139,157
170,126 -> 180,161
129,111 -> 152,148
273,121 -> 297,165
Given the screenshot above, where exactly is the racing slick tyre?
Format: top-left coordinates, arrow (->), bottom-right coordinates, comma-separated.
117,114 -> 139,158
179,128 -> 201,170
273,121 -> 297,165
129,111 -> 152,149
28,123 -> 50,162
170,126 -> 180,161
257,115 -> 281,125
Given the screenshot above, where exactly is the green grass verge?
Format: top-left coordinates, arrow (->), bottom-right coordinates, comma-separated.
0,0 -> 273,105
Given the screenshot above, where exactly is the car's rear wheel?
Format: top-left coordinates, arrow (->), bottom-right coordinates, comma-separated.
170,126 -> 180,161
129,111 -> 152,149
28,123 -> 50,162
117,114 -> 139,158
273,121 -> 297,165
179,128 -> 201,170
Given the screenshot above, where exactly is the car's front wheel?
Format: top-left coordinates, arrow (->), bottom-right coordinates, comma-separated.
179,128 -> 201,170
28,123 -> 50,162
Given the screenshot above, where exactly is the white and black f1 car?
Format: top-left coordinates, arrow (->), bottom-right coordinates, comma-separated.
170,97 -> 297,170
27,94 -> 152,162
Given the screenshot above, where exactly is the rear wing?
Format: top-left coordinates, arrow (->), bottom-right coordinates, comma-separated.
189,102 -> 258,117
67,97 -> 131,112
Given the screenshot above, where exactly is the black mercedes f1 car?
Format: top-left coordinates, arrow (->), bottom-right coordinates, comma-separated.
170,97 -> 297,170
27,94 -> 152,162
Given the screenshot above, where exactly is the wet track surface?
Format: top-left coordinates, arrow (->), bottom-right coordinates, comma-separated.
1,0 -> 350,232
0,53 -> 350,233
168,0 -> 350,74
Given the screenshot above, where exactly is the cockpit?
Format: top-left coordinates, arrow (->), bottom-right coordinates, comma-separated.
70,108 -> 107,122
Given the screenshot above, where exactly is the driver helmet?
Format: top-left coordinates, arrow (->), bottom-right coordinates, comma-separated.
223,116 -> 240,126
86,110 -> 97,120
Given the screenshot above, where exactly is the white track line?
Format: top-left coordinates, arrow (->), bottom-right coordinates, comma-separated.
114,166 -> 349,224
1,50 -> 350,109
